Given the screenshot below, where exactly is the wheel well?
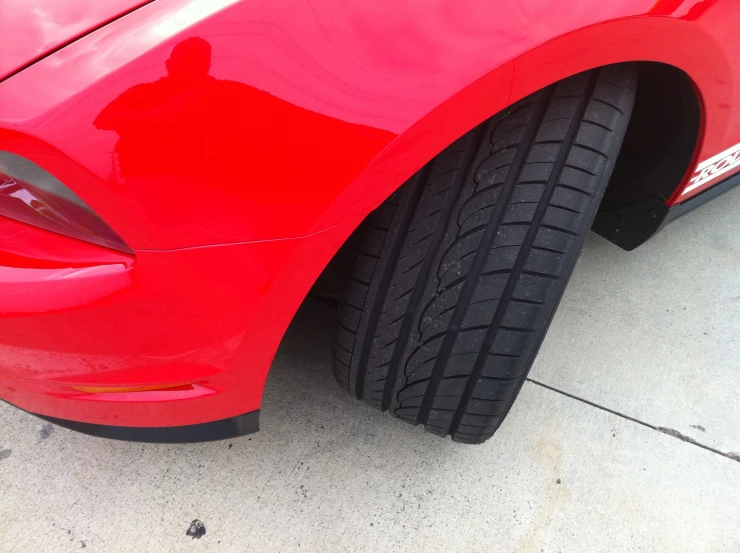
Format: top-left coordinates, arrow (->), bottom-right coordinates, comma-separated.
312,61 -> 702,300
601,62 -> 701,210
593,62 -> 701,249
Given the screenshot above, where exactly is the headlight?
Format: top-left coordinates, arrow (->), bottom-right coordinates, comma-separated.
0,151 -> 132,253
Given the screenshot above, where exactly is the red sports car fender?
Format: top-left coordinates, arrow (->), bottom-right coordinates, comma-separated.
0,0 -> 738,436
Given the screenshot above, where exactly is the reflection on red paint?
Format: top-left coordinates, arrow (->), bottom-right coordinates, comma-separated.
93,37 -> 395,245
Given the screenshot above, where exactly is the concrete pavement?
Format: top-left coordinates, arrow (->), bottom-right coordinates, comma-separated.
1,188 -> 740,553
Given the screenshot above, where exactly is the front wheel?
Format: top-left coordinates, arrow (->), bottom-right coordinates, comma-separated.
333,65 -> 637,444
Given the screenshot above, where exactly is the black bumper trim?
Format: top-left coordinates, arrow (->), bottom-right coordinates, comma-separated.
34,410 -> 260,443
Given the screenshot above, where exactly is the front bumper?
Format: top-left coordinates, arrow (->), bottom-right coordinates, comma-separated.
0,215 -> 351,440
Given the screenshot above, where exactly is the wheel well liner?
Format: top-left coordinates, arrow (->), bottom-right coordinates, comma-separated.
592,62 -> 701,250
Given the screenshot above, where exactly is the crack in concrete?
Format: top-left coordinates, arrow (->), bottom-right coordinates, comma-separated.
526,378 -> 740,464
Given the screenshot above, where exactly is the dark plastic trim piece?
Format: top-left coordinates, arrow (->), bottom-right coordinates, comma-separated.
592,197 -> 669,251
34,410 -> 260,443
592,171 -> 740,251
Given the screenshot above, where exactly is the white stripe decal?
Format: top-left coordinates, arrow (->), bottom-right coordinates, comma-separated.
695,142 -> 740,171
684,158 -> 740,194
683,141 -> 740,196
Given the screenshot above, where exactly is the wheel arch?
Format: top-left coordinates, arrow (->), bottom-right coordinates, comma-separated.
308,16 -> 725,246
246,14 -> 728,411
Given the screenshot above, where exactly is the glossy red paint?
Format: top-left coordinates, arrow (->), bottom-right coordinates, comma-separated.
1,0 -> 738,431
0,0 -> 153,80
0,212 -> 348,426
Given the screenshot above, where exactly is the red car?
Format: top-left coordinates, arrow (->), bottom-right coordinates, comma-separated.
1,0 -> 738,444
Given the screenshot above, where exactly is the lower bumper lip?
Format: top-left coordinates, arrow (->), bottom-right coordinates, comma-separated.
2,398 -> 260,443
0,215 -> 350,437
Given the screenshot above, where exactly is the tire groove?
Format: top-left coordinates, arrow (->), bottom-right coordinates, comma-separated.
354,164 -> 432,399
448,72 -> 598,438
555,183 -> 594,197
582,118 -> 613,131
380,126 -> 487,411
589,96 -> 625,115
572,142 -> 609,159
540,224 -> 579,236
547,203 -> 582,215
414,87 -> 555,426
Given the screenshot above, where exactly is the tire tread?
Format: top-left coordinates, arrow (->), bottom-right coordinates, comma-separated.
333,65 -> 637,443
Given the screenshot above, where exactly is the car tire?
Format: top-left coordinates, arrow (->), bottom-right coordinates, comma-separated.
333,65 -> 637,444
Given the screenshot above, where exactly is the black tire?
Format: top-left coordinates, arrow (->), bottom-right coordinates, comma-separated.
333,65 -> 637,444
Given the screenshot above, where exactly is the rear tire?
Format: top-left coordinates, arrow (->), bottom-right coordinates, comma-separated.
333,66 -> 637,444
